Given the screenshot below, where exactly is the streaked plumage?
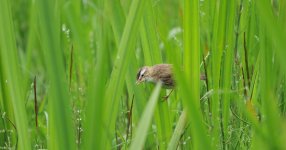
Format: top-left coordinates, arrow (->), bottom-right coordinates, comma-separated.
136,64 -> 174,88
136,64 -> 206,88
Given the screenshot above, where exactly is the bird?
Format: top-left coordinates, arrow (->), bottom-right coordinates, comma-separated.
136,64 -> 206,100
136,64 -> 174,88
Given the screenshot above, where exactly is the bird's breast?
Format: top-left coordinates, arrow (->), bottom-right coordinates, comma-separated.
145,77 -> 157,83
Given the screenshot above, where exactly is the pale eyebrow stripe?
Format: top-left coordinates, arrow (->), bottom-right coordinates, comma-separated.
140,68 -> 146,76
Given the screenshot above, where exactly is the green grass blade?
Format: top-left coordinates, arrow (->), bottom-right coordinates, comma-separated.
167,110 -> 187,150
0,0 -> 31,149
104,0 -> 147,143
83,0 -> 108,149
106,0 -> 126,47
256,0 -> 286,73
221,0 -> 236,145
36,0 -> 75,149
105,0 -> 150,147
130,83 -> 162,150
209,0 -> 227,147
181,0 -> 211,149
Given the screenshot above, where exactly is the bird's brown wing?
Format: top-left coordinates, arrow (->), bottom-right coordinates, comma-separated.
152,64 -> 175,88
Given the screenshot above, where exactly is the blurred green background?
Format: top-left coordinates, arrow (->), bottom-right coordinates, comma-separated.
0,0 -> 286,149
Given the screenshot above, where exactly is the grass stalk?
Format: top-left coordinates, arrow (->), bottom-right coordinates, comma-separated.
0,0 -> 31,149
130,83 -> 162,150
36,0 -> 75,149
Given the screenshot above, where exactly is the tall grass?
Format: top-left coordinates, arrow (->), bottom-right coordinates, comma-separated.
0,0 -> 31,149
37,0 -> 76,149
0,0 -> 286,149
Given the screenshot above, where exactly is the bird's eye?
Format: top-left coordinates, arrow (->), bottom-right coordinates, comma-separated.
141,74 -> 144,77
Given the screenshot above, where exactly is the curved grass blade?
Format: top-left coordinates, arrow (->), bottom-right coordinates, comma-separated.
178,0 -> 212,149
104,0 -> 147,143
167,110 -> 187,150
130,82 -> 162,150
0,0 -> 31,149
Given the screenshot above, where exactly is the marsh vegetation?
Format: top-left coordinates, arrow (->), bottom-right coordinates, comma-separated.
0,0 -> 286,149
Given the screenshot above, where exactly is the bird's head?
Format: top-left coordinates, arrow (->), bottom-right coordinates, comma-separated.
136,66 -> 152,84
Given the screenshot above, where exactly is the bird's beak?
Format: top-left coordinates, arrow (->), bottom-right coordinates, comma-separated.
136,80 -> 142,85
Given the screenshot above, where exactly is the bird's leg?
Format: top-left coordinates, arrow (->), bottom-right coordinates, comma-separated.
162,89 -> 174,101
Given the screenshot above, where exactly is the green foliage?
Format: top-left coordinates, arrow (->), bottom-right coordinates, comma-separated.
0,0 -> 286,149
